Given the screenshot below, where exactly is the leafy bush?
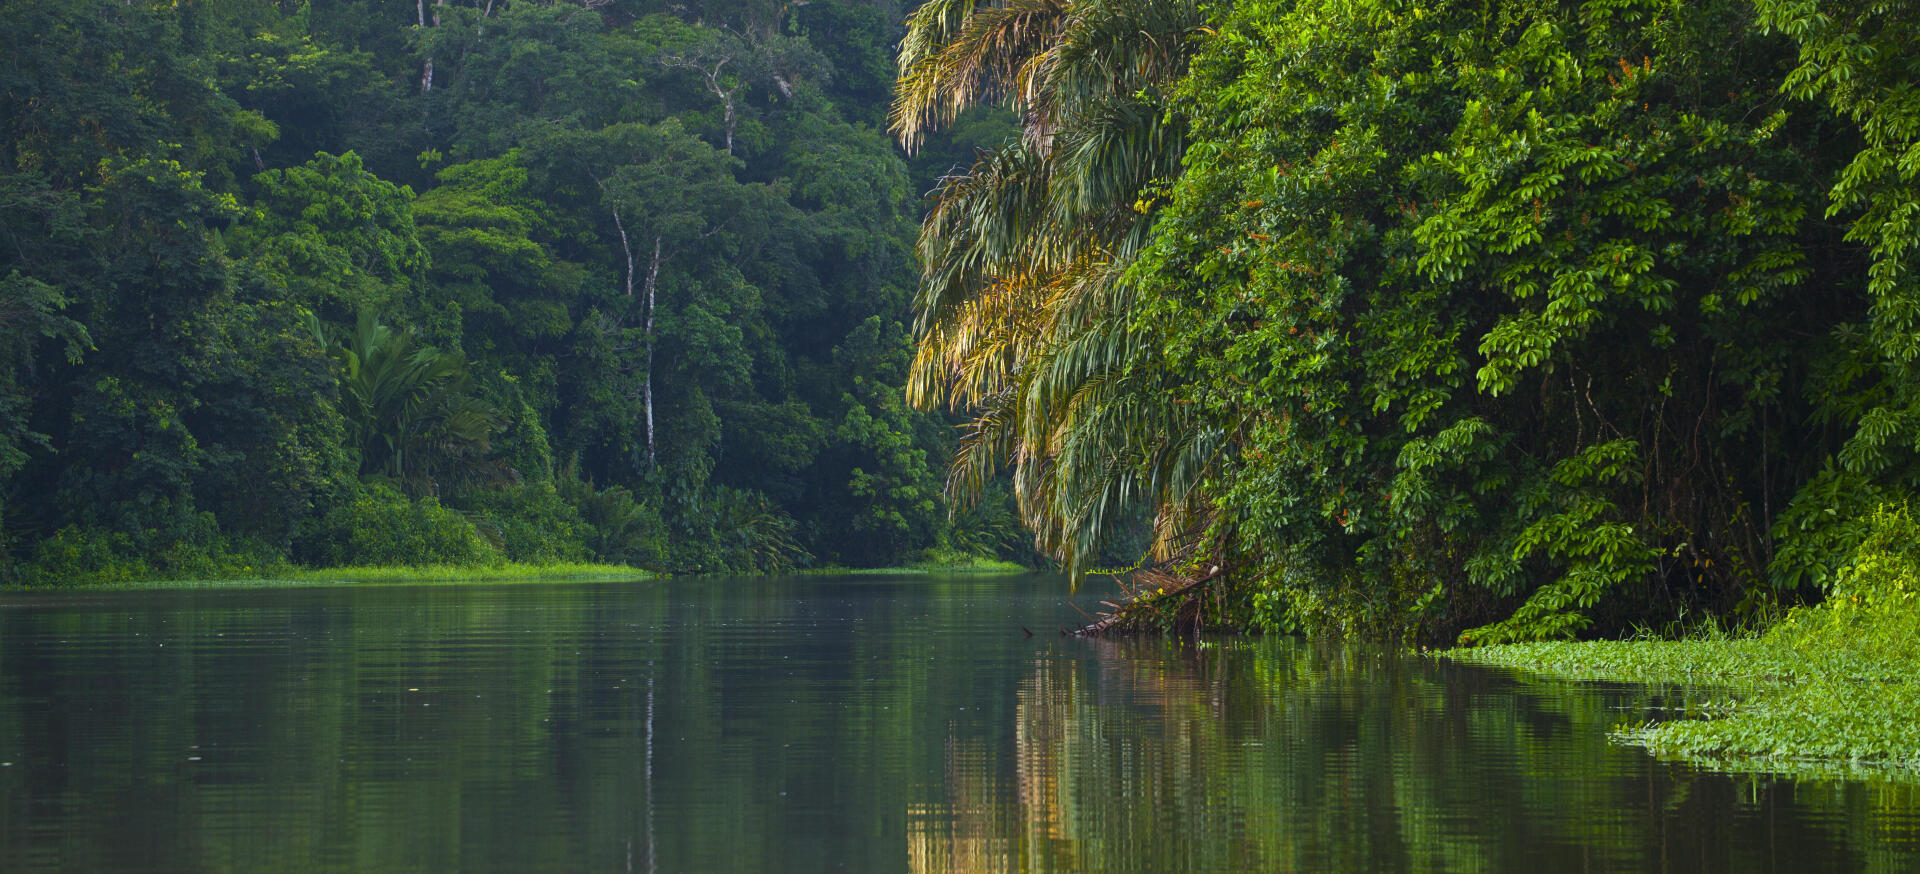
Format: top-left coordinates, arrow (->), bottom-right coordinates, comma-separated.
457,481 -> 591,563
1769,504 -> 1920,665
554,467 -> 666,568
943,480 -> 1042,566
663,486 -> 808,574
15,526 -> 150,585
14,508 -> 288,585
302,482 -> 499,567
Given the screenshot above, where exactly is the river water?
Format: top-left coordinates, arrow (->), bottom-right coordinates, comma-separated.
1,574 -> 1916,872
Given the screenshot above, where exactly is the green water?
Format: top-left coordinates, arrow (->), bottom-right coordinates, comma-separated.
1,574 -> 1916,872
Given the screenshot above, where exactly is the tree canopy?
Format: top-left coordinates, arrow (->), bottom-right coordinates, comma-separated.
897,0 -> 1918,642
0,0 -> 1026,582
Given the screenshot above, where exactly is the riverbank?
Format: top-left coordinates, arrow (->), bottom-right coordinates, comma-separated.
1447,507 -> 1920,776
0,561 -> 653,591
803,553 -> 1029,576
1,553 -> 1032,591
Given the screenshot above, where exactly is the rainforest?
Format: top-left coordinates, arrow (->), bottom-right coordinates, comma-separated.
7,0 -> 1920,868
1,0 -> 1916,647
894,0 -> 1919,647
0,0 -> 1045,584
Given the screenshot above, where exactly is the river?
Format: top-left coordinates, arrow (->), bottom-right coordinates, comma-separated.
1,574 -> 1916,872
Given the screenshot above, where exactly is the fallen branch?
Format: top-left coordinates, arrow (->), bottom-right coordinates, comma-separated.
1071,563 -> 1232,636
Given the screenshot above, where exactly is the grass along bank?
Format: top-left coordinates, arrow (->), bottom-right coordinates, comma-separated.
3,562 -> 652,591
3,551 -> 1026,590
284,562 -> 651,584
1447,506 -> 1920,774
817,553 -> 1030,576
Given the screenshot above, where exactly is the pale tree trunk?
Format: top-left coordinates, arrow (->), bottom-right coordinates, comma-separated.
418,0 -> 433,93
602,195 -> 661,470
659,56 -> 739,155
418,0 -> 446,93
642,236 -> 662,470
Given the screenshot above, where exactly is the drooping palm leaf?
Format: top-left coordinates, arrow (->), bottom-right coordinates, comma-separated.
896,0 -> 1211,575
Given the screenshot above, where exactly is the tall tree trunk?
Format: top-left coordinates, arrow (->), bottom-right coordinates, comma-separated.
643,236 -> 662,470
418,0 -> 445,93
417,0 -> 430,92
606,202 -> 657,470
603,196 -> 660,471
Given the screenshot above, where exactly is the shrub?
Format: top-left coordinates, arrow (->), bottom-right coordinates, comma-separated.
1768,505 -> 1920,664
555,466 -> 666,568
304,482 -> 499,567
457,481 -> 591,563
15,526 -> 150,585
12,507 -> 287,585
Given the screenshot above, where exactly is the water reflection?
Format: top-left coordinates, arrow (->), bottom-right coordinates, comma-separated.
912,638 -> 1920,873
0,578 -> 1917,872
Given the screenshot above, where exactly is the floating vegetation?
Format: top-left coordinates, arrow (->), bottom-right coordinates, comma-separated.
1449,507 -> 1920,775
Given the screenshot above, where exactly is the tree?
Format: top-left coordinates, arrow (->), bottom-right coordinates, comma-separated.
234,151 -> 429,321
893,0 -> 1209,574
1757,0 -> 1920,589
1131,0 -> 1857,641
328,311 -> 507,493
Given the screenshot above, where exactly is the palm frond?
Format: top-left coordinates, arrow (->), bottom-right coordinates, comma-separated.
893,0 -> 1213,579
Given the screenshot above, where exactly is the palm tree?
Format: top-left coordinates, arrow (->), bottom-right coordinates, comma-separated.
325,312 -> 509,494
893,0 -> 1211,576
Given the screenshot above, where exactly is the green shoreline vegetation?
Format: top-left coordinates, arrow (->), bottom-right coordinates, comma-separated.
1448,506 -> 1920,773
0,546 -> 1026,592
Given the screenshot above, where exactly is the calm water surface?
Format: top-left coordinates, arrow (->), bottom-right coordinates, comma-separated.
1,574 -> 1917,872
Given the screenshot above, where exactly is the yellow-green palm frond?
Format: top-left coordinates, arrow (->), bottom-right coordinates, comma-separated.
895,0 -> 1212,580
1049,0 -> 1203,102
894,0 -> 1072,151
908,272 -> 1052,410
915,141 -> 1061,327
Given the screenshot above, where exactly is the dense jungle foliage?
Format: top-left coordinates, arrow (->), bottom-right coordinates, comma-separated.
898,0 -> 1918,643
0,0 -> 1034,583
6,0 -> 1913,646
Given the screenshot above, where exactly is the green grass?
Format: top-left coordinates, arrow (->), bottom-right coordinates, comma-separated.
6,561 -> 652,591
5,554 -> 1032,589
286,562 -> 652,584
795,547 -> 1030,577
